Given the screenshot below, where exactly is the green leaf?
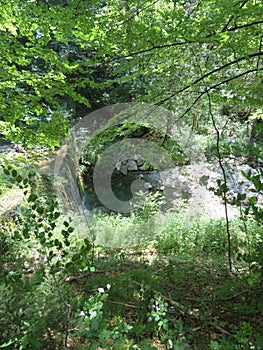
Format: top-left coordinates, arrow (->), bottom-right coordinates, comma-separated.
23,228 -> 30,239
28,172 -> 36,178
14,230 -> 20,238
16,174 -> 22,183
249,196 -> 257,205
0,339 -> 17,348
3,169 -> 10,176
23,178 -> 29,185
62,229 -> 69,238
72,253 -> 80,262
237,193 -> 246,201
252,175 -> 262,191
36,206 -> 44,215
40,237 -> 46,244
91,318 -> 99,331
54,239 -> 62,249
11,169 -> 17,178
54,212 -> 60,219
28,193 -> 38,202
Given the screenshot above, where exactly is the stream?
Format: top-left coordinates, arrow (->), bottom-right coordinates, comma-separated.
1,142 -> 262,221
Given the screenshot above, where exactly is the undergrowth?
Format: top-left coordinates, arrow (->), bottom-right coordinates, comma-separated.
0,160 -> 262,349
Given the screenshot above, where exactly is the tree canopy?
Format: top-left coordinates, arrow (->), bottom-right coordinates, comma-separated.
0,0 -> 262,147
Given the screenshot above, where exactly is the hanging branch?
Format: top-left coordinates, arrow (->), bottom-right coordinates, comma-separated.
109,21 -> 263,62
156,51 -> 263,106
207,91 -> 232,272
163,66 -> 263,122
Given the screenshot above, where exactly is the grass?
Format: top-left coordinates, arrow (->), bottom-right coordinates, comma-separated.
1,201 -> 262,349
69,247 -> 263,349
0,148 -> 262,349
63,210 -> 263,349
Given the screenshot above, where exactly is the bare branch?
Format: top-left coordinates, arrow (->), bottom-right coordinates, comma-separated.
207,91 -> 232,272
256,36 -> 263,71
226,20 -> 263,32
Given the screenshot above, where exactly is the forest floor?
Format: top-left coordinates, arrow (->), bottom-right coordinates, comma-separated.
1,139 -> 262,349
69,249 -> 263,349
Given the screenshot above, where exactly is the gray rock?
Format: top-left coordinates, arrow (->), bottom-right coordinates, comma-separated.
126,160 -> 138,171
139,162 -> 151,171
115,161 -> 122,171
144,182 -> 152,190
120,165 -> 128,175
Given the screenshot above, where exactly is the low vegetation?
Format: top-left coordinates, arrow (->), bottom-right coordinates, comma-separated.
0,147 -> 262,349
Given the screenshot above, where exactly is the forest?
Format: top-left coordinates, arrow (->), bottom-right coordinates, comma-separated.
0,0 -> 263,349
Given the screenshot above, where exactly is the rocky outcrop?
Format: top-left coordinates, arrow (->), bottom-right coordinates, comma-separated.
114,158 -> 164,191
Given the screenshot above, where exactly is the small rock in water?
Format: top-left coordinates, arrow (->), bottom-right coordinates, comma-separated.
120,165 -> 128,175
126,160 -> 138,171
144,182 -> 152,190
139,162 -> 150,171
115,161 -> 122,171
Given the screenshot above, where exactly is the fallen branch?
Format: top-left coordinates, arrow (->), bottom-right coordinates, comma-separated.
106,300 -> 142,309
209,321 -> 232,336
133,281 -> 186,315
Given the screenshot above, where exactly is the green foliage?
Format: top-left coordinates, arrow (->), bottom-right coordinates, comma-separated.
239,168 -> 263,223
0,166 -> 15,196
147,294 -> 169,335
1,1 -> 263,348
133,191 -> 164,221
210,322 -> 263,350
1,0 -> 263,148
232,168 -> 263,281
79,285 -> 137,349
155,213 -> 261,260
0,0 -> 94,148
88,210 -> 162,248
83,122 -> 187,167
210,162 -> 263,280
0,162 -> 93,348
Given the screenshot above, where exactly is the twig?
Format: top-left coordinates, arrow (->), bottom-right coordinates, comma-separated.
207,92 -> 232,272
120,0 -> 160,26
218,288 -> 261,301
51,272 -> 71,349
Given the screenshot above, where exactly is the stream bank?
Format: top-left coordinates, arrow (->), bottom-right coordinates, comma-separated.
81,155 -> 262,220
1,142 -> 262,221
